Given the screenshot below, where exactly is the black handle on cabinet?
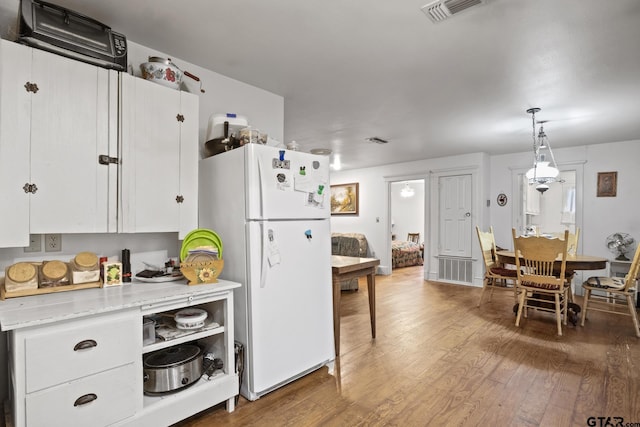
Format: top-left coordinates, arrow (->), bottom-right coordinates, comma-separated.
73,339 -> 97,351
74,393 -> 98,406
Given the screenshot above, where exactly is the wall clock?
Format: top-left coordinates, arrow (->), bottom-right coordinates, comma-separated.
497,193 -> 508,207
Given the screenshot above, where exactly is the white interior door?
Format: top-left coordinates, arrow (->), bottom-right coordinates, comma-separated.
439,174 -> 472,257
246,219 -> 333,395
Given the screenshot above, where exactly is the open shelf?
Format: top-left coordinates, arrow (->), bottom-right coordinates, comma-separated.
142,321 -> 225,354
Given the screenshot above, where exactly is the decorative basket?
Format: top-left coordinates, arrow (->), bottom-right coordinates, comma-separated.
180,259 -> 224,285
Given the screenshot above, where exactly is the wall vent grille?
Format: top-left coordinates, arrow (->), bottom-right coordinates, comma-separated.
438,257 -> 473,283
421,0 -> 484,23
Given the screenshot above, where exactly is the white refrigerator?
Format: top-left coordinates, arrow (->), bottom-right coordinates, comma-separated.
198,144 -> 334,400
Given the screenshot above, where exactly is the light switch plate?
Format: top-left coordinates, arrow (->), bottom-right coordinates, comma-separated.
24,234 -> 42,253
45,234 -> 62,252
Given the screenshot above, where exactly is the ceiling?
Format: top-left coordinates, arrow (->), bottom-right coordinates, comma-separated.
3,0 -> 640,170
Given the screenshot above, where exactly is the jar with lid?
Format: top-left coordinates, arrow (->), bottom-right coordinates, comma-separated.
70,252 -> 100,284
4,262 -> 39,292
40,260 -> 70,288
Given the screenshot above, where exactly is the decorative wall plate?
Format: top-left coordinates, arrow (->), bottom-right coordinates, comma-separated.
497,193 -> 508,207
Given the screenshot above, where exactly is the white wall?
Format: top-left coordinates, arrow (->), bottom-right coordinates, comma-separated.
126,42 -> 284,153
489,140 -> 640,265
330,152 -> 486,277
331,139 -> 640,286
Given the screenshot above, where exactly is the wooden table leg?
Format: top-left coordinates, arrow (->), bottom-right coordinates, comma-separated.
332,275 -> 341,357
367,272 -> 376,339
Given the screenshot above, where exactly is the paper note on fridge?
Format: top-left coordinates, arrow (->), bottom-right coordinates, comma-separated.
294,174 -> 326,193
267,229 -> 281,266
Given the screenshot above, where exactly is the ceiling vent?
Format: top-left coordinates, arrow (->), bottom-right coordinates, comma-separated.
366,137 -> 389,144
421,0 -> 484,23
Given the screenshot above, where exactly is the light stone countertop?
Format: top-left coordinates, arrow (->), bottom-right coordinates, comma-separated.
0,279 -> 241,331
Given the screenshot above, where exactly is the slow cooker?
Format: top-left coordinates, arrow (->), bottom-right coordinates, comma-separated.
143,344 -> 203,394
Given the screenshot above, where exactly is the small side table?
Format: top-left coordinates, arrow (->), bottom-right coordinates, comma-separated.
610,259 -> 638,307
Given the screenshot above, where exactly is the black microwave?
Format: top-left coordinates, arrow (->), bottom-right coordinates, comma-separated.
18,0 -> 127,71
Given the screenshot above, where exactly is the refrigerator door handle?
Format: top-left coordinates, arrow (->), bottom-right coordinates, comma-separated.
260,222 -> 268,288
257,153 -> 266,219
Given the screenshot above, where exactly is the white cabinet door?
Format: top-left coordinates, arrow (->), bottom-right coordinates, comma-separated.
120,74 -> 198,238
0,40 -> 117,248
29,48 -> 117,234
0,40 -> 32,247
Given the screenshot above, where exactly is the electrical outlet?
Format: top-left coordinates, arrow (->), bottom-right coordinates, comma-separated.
24,234 -> 42,253
45,234 -> 62,252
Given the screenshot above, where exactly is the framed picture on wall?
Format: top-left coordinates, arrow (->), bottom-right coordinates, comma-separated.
330,183 -> 359,215
597,171 -> 617,197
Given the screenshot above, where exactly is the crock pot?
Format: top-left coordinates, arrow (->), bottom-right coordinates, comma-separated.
143,344 -> 203,394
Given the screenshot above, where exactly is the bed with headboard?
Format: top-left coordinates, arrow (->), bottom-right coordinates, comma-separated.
391,240 -> 423,268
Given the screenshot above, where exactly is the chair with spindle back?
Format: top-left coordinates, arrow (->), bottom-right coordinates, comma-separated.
476,227 -> 518,307
581,244 -> 640,337
512,229 -> 570,336
407,233 -> 420,244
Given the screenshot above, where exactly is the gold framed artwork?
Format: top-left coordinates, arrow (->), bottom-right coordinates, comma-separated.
597,171 -> 617,197
330,183 -> 359,215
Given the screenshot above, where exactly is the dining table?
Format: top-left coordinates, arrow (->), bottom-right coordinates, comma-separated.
496,250 -> 608,322
331,255 -> 380,356
495,251 -> 608,275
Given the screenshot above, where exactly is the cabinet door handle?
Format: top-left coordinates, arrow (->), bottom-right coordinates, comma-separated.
74,393 -> 97,406
98,154 -> 119,165
73,339 -> 97,351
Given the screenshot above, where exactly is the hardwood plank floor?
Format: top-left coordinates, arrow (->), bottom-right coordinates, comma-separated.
174,267 -> 640,426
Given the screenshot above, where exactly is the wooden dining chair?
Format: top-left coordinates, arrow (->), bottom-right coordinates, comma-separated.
476,226 -> 518,307
551,228 -> 580,256
580,244 -> 640,337
550,228 -> 581,303
407,233 -> 420,244
512,229 -> 570,336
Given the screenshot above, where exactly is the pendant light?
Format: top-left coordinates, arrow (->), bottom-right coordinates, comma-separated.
525,107 -> 559,194
400,182 -> 415,198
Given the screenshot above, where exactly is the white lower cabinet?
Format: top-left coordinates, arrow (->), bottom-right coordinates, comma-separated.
25,363 -> 138,427
127,291 -> 238,427
9,310 -> 141,427
5,282 -> 239,427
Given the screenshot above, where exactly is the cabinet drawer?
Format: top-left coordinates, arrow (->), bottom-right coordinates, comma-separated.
24,311 -> 139,393
25,363 -> 138,427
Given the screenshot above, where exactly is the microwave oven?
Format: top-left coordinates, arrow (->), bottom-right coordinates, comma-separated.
18,0 -> 127,71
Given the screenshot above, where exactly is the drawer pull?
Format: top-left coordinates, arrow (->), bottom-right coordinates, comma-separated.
74,393 -> 97,406
73,339 -> 98,351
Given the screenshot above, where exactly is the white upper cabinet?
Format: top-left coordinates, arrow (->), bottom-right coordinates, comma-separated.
119,73 -> 198,239
0,40 -> 118,248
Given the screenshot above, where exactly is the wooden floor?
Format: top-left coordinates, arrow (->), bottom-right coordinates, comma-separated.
174,267 -> 640,427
